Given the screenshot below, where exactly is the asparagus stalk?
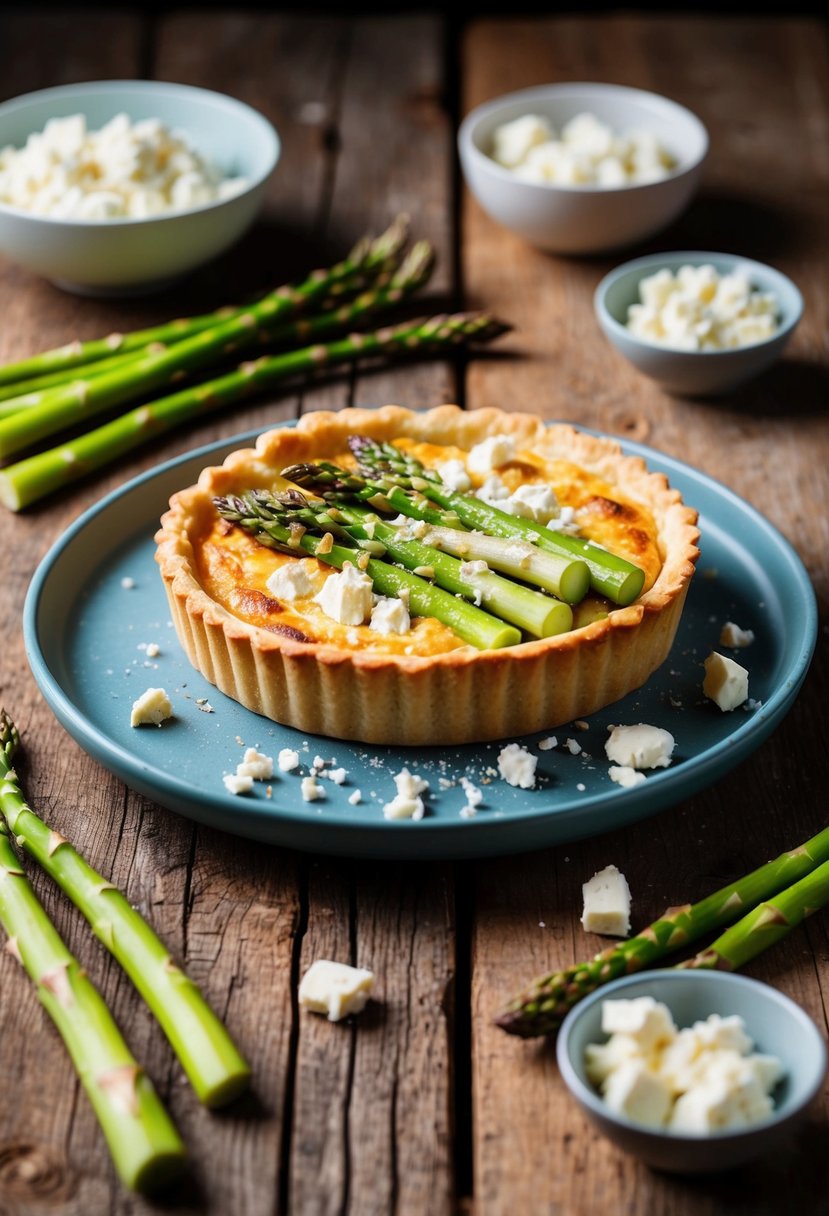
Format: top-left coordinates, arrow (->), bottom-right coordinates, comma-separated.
215,490 -> 521,649
0,222 -> 416,460
0,214 -> 411,391
269,490 -> 573,638
0,711 -> 251,1107
0,820 -> 186,1192
680,859 -> 829,972
495,823 -> 829,1037
284,460 -> 590,604
0,312 -> 510,512
350,436 -> 646,606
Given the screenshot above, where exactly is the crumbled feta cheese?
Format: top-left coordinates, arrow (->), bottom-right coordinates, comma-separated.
301,776 -> 324,802
467,434 -> 517,475
626,264 -> 779,351
314,561 -> 374,625
223,772 -> 254,796
502,482 -> 560,525
605,723 -> 675,770
383,792 -> 425,821
298,959 -> 374,1021
348,789 -> 363,806
144,642 -> 161,658
459,559 -> 490,578
436,458 -> 472,492
537,735 -> 558,751
236,748 -> 274,780
608,765 -> 647,789
564,737 -> 582,756
497,742 -> 538,789
369,595 -> 411,635
0,111 -> 249,219
581,864 -> 631,937
266,558 -> 319,601
475,473 -> 511,503
129,687 -> 173,727
491,110 -> 675,187
120,576 -> 136,589
278,748 -> 300,772
719,621 -> 755,649
703,652 -> 749,711
586,999 -> 785,1134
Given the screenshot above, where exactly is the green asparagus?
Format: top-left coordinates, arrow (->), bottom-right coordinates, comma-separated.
0,223 -> 418,460
215,490 -> 521,649
0,819 -> 186,1191
350,435 -> 646,606
283,460 -> 590,604
0,711 -> 251,1107
0,214 -> 411,392
0,312 -> 510,512
495,823 -> 829,1036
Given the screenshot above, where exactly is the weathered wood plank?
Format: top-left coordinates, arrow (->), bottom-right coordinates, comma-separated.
463,16 -> 829,1216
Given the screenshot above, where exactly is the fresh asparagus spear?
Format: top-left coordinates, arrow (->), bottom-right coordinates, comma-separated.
0,214 -> 411,391
0,711 -> 251,1107
269,490 -> 573,637
215,489 -> 521,649
0,819 -> 186,1192
283,460 -> 590,604
495,823 -> 829,1037
0,312 -> 510,512
350,435 -> 646,606
0,223 -> 417,460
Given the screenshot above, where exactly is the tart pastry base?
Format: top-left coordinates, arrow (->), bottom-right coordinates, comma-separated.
155,405 -> 699,745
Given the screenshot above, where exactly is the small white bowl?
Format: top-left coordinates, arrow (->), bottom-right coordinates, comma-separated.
0,80 -> 280,295
458,82 -> 708,255
557,969 -> 827,1174
594,251 -> 803,396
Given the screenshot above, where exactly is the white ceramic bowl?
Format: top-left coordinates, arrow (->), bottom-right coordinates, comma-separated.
0,80 -> 280,295
557,970 -> 827,1174
594,251 -> 803,396
458,82 -> 708,255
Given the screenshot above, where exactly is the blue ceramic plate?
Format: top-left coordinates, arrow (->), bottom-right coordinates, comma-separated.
23,425 -> 817,860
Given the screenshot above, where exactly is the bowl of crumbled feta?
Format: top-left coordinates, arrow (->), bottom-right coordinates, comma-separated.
0,79 -> 280,293
594,251 -> 803,396
457,82 -> 708,254
556,970 -> 826,1173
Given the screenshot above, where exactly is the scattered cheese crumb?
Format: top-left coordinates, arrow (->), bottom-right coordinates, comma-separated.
298,959 -> 374,1021
278,748 -> 300,772
266,558 -> 319,601
348,789 -> 363,806
301,776 -> 325,802
144,642 -> 161,658
497,742 -> 538,789
236,748 -> 274,780
223,772 -> 254,795
537,735 -> 558,751
314,562 -> 374,625
703,652 -> 749,711
120,576 -> 135,589
608,765 -> 647,789
581,864 -> 632,937
605,723 -> 675,770
129,687 -> 173,727
719,621 -> 755,649
564,737 -> 582,756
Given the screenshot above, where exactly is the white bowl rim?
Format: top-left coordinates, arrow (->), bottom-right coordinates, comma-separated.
556,968 -> 828,1143
0,78 -> 280,229
458,80 -> 709,196
594,249 -> 804,357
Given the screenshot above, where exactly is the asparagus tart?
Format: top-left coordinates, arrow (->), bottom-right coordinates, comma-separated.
155,405 -> 699,745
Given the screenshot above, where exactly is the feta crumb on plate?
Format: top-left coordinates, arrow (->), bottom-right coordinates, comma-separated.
497,742 -> 538,789
703,652 -> 749,711
129,687 -> 173,727
605,723 -> 675,770
719,621 -> 755,649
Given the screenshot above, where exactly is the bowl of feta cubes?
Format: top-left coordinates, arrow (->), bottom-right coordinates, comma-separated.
556,970 -> 826,1173
594,250 -> 803,396
457,82 -> 708,255
0,79 -> 280,294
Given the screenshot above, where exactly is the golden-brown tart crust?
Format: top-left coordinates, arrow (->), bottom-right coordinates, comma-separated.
155,405 -> 700,745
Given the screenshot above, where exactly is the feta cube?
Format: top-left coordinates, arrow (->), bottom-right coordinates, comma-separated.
314,561 -> 374,625
266,558 -> 319,601
581,864 -> 632,937
605,723 -> 675,770
369,595 -> 411,635
298,959 -> 374,1021
602,1059 -> 672,1129
467,434 -> 517,475
601,997 -> 677,1052
703,651 -> 749,711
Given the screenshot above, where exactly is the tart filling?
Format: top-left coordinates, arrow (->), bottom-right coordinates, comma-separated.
155,405 -> 699,745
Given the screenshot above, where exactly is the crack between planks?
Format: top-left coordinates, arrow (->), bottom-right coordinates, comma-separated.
180,822 -> 198,965
314,22 -> 354,239
338,868 -> 359,1216
445,12 -> 467,412
276,856 -> 310,1216
452,861 -> 475,1210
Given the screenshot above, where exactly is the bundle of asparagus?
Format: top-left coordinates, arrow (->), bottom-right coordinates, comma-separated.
496,825 -> 829,1037
0,710 -> 250,1191
0,217 -> 510,511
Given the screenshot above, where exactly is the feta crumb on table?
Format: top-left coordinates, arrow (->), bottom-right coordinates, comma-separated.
581,864 -> 632,937
298,959 -> 375,1022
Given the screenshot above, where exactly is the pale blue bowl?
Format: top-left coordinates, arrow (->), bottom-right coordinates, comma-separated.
0,79 -> 280,295
594,251 -> 803,396
557,969 -> 826,1173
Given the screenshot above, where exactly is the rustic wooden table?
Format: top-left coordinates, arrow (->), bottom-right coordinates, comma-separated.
0,10 -> 827,1215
